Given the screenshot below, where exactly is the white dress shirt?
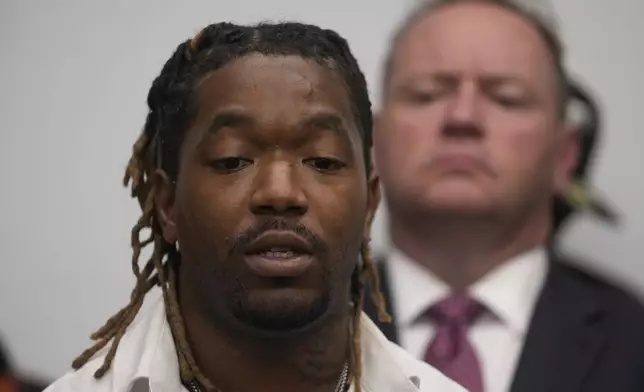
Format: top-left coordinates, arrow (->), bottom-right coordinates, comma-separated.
387,247 -> 548,392
44,289 -> 466,392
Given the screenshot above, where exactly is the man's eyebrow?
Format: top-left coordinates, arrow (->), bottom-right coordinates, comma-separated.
207,108 -> 255,136
297,112 -> 348,135
206,109 -> 350,137
396,71 -> 530,86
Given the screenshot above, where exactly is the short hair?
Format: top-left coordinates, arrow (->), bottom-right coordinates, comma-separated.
383,0 -> 569,119
71,21 -> 389,392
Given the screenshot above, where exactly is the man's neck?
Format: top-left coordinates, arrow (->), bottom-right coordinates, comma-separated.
178,294 -> 350,392
389,209 -> 550,290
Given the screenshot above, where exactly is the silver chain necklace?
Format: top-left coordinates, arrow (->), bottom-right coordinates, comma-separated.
184,362 -> 350,392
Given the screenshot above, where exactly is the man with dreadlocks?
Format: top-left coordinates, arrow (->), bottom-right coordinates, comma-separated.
43,21 -> 465,392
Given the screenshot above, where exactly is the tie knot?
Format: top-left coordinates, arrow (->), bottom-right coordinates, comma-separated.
428,293 -> 483,325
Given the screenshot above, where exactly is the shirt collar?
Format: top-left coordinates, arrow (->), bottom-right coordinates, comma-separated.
388,246 -> 548,335
387,248 -> 449,327
470,246 -> 548,335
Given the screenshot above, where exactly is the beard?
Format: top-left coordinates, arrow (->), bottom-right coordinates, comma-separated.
222,218 -> 348,334
226,277 -> 332,333
180,217 -> 359,336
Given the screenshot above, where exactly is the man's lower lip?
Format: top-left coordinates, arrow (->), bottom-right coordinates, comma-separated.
430,155 -> 492,174
243,254 -> 313,277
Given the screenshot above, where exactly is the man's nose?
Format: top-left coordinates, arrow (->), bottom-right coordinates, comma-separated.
249,161 -> 308,217
441,80 -> 484,139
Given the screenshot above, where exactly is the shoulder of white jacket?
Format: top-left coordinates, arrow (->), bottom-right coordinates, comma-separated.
386,341 -> 468,392
42,293 -> 166,392
42,372 -> 81,392
43,355 -> 114,392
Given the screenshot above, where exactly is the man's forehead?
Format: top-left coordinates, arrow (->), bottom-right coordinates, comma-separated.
198,56 -> 322,99
393,3 -> 554,80
185,54 -> 361,146
195,55 -> 352,115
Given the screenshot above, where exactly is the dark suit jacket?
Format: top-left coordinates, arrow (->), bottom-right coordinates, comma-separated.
363,252 -> 644,392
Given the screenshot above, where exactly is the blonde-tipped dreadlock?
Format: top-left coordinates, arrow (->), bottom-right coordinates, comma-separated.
350,242 -> 392,392
71,22 -> 389,392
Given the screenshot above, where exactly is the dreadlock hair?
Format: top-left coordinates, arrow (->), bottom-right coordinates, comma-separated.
71,21 -> 390,392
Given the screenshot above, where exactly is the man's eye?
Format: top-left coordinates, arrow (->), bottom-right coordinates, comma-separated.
491,94 -> 527,108
411,92 -> 438,104
210,157 -> 253,173
400,88 -> 441,105
304,157 -> 346,172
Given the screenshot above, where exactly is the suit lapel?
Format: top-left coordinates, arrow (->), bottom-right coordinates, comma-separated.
509,257 -> 606,392
363,257 -> 400,344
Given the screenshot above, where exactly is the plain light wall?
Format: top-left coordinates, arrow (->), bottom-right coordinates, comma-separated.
0,0 -> 642,379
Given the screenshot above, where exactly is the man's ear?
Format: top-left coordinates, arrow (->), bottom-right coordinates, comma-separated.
371,110 -> 383,173
364,168 -> 381,243
364,111 -> 383,243
372,110 -> 382,145
556,124 -> 580,193
153,170 -> 178,244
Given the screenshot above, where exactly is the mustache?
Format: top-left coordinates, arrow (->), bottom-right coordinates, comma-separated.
230,219 -> 328,257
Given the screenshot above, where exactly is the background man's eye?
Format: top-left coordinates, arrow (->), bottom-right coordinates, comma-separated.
210,157 -> 253,173
405,89 -> 441,105
304,157 -> 346,172
492,94 -> 527,108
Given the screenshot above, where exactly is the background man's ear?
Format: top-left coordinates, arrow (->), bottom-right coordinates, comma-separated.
555,124 -> 580,193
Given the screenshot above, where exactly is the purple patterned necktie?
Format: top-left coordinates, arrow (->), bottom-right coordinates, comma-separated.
423,293 -> 485,392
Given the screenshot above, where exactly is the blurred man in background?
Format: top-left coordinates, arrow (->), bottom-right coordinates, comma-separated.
364,1 -> 644,392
